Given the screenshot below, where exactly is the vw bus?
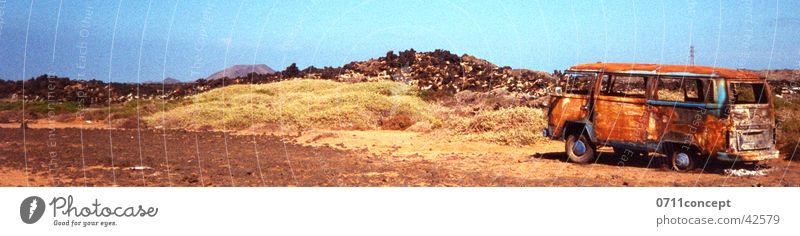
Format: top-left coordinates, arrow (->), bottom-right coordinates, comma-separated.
543,63 -> 779,171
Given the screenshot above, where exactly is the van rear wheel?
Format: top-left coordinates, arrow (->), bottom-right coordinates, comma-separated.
566,134 -> 595,163
669,146 -> 696,172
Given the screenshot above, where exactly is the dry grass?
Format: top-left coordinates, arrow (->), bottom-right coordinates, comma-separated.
774,96 -> 800,157
144,79 -> 549,146
449,107 -> 547,145
144,79 -> 440,131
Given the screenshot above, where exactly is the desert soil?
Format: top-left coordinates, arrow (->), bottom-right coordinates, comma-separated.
1,126 -> 798,187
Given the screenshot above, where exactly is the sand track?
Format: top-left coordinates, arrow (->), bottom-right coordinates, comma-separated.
1,127 -> 797,186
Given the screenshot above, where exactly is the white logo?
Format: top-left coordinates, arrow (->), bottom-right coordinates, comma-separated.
29,199 -> 38,220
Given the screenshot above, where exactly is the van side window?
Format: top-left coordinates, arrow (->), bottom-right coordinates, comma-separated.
731,83 -> 768,104
685,79 -> 700,101
657,78 -> 715,103
684,79 -> 715,103
564,73 -> 595,95
600,75 -> 647,98
656,78 -> 685,102
700,80 -> 715,102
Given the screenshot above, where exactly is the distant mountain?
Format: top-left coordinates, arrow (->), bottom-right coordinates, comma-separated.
206,64 -> 276,80
163,77 -> 182,84
142,77 -> 183,84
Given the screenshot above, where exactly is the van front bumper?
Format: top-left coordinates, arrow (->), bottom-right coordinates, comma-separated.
716,149 -> 780,162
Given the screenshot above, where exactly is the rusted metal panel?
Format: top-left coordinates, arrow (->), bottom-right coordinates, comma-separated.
730,104 -> 774,127
726,105 -> 776,150
547,94 -> 590,138
717,149 -> 780,162
646,104 -> 728,155
569,63 -> 761,80
593,96 -> 647,142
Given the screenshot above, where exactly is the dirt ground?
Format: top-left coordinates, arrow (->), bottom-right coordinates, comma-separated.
1,126 -> 798,187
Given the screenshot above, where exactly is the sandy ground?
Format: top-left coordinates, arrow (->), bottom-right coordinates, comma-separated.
1,124 -> 798,187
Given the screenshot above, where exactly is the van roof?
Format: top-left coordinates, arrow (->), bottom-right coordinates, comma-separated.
569,62 -> 762,80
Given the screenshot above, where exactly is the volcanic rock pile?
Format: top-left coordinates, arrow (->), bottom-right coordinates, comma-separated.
0,75 -> 191,105
0,49 -> 555,106
317,49 -> 554,96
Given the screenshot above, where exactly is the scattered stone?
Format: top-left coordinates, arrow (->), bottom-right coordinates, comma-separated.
724,168 -> 771,177
126,166 -> 152,171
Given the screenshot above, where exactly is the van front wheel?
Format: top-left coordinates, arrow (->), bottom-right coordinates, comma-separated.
566,134 -> 595,163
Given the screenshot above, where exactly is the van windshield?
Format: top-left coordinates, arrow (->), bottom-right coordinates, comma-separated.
730,82 -> 768,104
562,73 -> 594,95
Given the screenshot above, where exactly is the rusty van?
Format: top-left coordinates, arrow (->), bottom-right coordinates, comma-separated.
543,63 -> 779,171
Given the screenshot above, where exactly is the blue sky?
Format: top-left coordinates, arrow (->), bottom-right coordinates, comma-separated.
0,0 -> 799,82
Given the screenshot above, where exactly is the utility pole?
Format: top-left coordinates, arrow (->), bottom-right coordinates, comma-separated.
689,45 -> 695,65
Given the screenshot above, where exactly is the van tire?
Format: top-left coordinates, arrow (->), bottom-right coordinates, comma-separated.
566,134 -> 595,163
669,145 -> 696,172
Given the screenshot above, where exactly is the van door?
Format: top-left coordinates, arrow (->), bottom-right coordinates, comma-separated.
646,77 -> 718,153
728,82 -> 775,151
547,72 -> 596,139
592,74 -> 650,144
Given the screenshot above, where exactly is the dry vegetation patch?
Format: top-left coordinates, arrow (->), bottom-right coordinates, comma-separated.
775,96 -> 800,159
144,79 -> 440,131
142,79 -> 549,145
449,107 -> 547,145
